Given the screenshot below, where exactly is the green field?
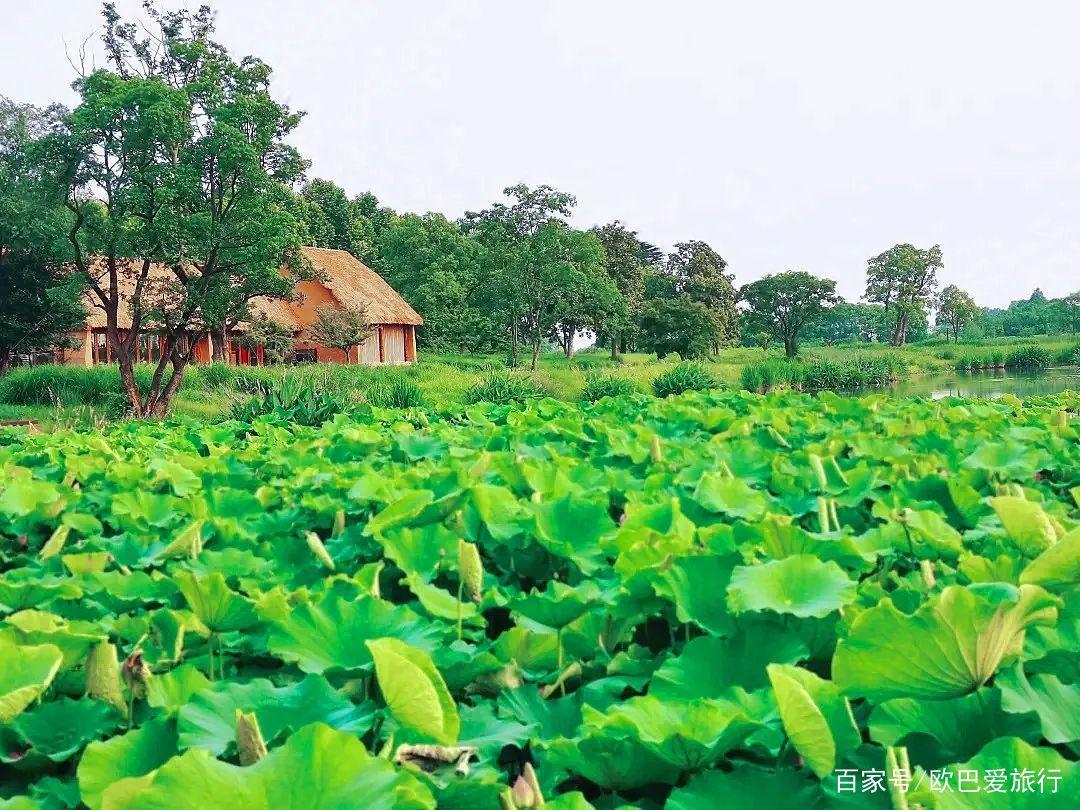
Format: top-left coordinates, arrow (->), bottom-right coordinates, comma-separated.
0,388 -> 1077,807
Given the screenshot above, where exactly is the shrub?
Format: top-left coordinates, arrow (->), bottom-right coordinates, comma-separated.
365,379 -> 424,408
1055,344 -> 1080,365
580,374 -> 638,402
652,362 -> 717,398
1004,346 -> 1053,369
463,371 -> 548,404
230,375 -> 345,426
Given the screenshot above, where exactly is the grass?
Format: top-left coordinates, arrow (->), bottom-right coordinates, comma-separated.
2,335 -> 1077,424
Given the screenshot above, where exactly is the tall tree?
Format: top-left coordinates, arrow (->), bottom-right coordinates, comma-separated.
935,284 -> 979,342
44,2 -> 306,415
0,98 -> 85,373
665,240 -> 738,352
376,212 -> 499,352
637,296 -> 719,360
738,271 -> 838,357
591,221 -> 647,358
462,184 -> 576,367
297,178 -> 378,263
864,243 -> 942,346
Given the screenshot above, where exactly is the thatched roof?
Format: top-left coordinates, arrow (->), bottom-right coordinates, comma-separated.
298,247 -> 422,326
76,248 -> 422,330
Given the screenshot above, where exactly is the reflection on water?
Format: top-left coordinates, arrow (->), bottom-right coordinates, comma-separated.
858,368 -> 1080,399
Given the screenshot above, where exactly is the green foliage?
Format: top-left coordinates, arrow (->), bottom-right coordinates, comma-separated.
365,379 -> 424,409
637,295 -> 719,359
740,355 -> 904,392
1004,345 -> 1054,369
738,271 -> 839,357
229,375 -> 347,426
579,373 -> 638,402
0,389 -> 1078,805
864,243 -> 942,346
462,370 -> 548,404
651,361 -> 717,397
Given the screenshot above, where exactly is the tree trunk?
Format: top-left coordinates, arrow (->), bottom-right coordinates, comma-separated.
0,347 -> 11,376
784,336 -> 798,357
510,321 -> 520,368
210,326 -> 227,363
147,358 -> 189,417
109,323 -> 144,416
564,325 -> 574,359
610,334 -> 619,361
531,339 -> 541,371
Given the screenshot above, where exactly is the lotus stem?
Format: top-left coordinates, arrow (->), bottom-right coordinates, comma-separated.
817,497 -> 831,533
456,579 -> 464,641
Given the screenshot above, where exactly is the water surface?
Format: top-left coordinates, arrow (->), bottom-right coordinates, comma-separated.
860,367 -> 1079,399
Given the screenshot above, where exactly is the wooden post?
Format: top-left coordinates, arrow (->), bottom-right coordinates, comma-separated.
377,327 -> 385,364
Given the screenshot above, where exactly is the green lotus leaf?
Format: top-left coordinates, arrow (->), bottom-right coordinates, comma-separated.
0,578 -> 82,614
61,552 -> 111,575
911,736 -> 1077,809
990,497 -> 1059,556
367,637 -> 459,745
497,686 -> 583,740
97,723 -> 434,810
657,554 -> 739,635
362,490 -> 435,538
580,695 -> 759,771
833,584 -> 1059,701
3,610 -> 106,669
377,523 -> 457,579
650,622 -> 808,699
404,574 -> 481,625
996,664 -> 1080,745
667,765 -> 826,810
0,696 -> 119,764
0,639 -> 63,724
177,674 -> 374,755
531,496 -> 612,572
766,664 -> 859,778
542,734 -> 683,791
1019,527 -> 1079,590
77,718 -> 179,810
692,472 -> 769,520
144,665 -> 211,716
868,688 -> 1042,767
173,571 -> 258,634
267,595 -> 439,674
727,555 -> 856,618
512,581 -> 601,630
463,484 -> 525,541
456,702 -> 531,758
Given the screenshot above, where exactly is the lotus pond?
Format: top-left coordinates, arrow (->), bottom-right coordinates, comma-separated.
0,390 -> 1077,808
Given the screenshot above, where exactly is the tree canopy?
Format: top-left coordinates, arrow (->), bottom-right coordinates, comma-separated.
739,271 -> 839,356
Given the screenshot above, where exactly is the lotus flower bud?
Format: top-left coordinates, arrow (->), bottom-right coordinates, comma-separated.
458,540 -> 483,602
510,763 -> 545,808
333,508 -> 346,536
235,709 -> 268,765
305,532 -> 335,571
920,560 -> 936,590
39,524 -> 70,560
650,434 -> 663,463
86,641 -> 128,717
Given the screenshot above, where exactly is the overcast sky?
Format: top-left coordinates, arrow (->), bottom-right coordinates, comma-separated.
7,1 -> 1080,307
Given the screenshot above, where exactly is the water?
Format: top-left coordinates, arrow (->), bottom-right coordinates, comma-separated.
859,367 -> 1080,399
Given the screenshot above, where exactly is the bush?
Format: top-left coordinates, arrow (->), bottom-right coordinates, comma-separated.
580,374 -> 638,402
463,371 -> 548,405
1004,346 -> 1054,369
1055,344 -> 1080,365
740,355 -> 903,393
230,374 -> 346,426
652,362 -> 717,398
365,379 -> 424,408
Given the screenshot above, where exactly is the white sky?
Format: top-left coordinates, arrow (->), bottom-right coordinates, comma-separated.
7,0 -> 1080,308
